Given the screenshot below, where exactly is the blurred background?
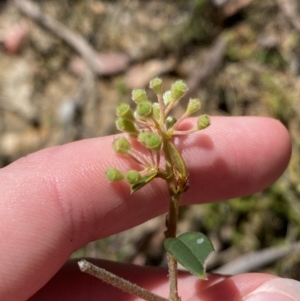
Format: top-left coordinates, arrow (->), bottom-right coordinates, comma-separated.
0,0 -> 299,280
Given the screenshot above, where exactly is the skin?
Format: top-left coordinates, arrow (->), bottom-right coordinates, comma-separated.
0,116 -> 298,301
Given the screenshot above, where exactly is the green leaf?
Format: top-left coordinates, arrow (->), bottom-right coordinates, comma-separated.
131,171 -> 157,193
164,232 -> 214,279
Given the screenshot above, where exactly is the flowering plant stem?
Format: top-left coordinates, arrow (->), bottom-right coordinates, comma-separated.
79,78 -> 211,301
163,146 -> 183,301
79,151 -> 182,301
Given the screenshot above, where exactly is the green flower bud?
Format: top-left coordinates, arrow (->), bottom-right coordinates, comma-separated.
112,137 -> 131,154
105,168 -> 124,182
138,132 -> 162,151
166,116 -> 177,129
126,170 -> 141,184
186,98 -> 201,115
171,80 -> 188,101
136,101 -> 152,117
116,103 -> 134,120
149,77 -> 162,94
152,103 -> 160,121
116,117 -> 138,134
163,90 -> 173,106
197,114 -> 210,130
132,89 -> 148,103
168,141 -> 187,180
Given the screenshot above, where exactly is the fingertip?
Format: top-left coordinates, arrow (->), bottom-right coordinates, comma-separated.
182,116 -> 291,204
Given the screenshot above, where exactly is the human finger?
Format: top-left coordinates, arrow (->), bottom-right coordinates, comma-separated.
0,117 -> 291,300
28,259 -> 299,301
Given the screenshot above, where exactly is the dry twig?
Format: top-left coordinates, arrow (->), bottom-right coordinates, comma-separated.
276,0 -> 300,32
214,241 -> 300,275
183,36 -> 227,102
14,0 -> 105,75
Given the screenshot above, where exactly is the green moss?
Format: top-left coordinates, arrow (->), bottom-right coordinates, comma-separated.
225,26 -> 257,61
260,73 -> 294,119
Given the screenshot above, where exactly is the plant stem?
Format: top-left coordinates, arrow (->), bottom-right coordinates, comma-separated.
78,260 -> 169,301
157,93 -> 165,128
166,253 -> 179,301
165,192 -> 181,301
162,135 -> 183,301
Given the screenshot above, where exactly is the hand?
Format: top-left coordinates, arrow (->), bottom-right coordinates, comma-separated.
0,116 -> 298,301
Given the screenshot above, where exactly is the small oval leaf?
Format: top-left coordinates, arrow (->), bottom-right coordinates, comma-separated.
130,171 -> 157,193
164,232 -> 214,279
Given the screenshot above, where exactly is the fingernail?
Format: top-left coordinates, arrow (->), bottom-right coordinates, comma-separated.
243,278 -> 300,301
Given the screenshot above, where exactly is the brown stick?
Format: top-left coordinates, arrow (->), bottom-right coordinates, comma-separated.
78,260 -> 169,301
277,0 -> 300,32
183,36 -> 227,103
14,0 -> 104,75
214,241 -> 300,275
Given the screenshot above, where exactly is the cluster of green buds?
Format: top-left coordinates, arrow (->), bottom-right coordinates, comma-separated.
105,78 -> 210,193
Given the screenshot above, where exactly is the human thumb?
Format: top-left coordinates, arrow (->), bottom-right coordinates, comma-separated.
243,278 -> 300,301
